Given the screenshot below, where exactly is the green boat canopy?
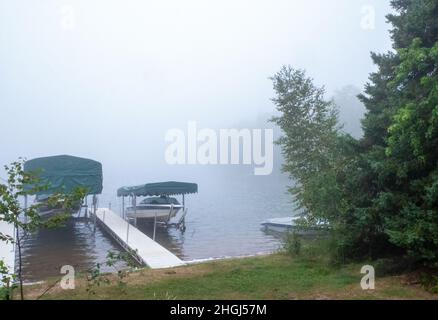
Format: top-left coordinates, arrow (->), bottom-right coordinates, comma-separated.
24,155 -> 103,196
117,181 -> 198,197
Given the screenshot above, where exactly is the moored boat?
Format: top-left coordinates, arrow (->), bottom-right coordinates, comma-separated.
261,216 -> 300,233
24,155 -> 103,218
261,215 -> 329,235
117,181 -> 198,226
35,194 -> 81,217
125,195 -> 183,221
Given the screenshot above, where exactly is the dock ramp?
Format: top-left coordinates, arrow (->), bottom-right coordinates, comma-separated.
95,208 -> 185,269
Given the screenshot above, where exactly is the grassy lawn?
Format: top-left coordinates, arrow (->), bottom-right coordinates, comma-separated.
22,252 -> 438,300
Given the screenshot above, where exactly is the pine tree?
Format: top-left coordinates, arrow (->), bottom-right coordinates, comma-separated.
356,0 -> 438,262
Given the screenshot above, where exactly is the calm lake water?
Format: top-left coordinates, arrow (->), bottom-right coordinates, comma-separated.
21,172 -> 294,282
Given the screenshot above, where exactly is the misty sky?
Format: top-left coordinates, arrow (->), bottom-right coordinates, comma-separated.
0,0 -> 393,197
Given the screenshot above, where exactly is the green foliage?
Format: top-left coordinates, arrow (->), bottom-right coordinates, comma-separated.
283,232 -> 301,257
86,263 -> 111,295
361,1 -> 438,264
0,158 -> 87,299
273,1 -> 438,266
420,272 -> 438,294
0,159 -> 87,234
106,250 -> 138,292
0,286 -> 12,300
86,249 -> 138,296
270,67 -> 340,181
381,40 -> 438,261
387,0 -> 438,48
270,67 -> 350,225
270,66 -> 374,261
0,259 -> 17,300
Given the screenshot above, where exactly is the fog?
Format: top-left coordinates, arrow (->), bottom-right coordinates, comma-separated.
0,0 -> 392,201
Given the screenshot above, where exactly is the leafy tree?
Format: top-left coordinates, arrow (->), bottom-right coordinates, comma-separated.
270,67 -> 382,261
0,159 -> 86,299
270,67 -> 350,225
85,250 -> 138,296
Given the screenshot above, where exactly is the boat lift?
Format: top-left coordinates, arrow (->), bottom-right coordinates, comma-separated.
117,181 -> 198,241
23,154 -> 104,228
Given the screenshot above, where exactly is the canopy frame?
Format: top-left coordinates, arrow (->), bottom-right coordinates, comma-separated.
23,155 -> 103,229
24,155 -> 103,196
118,181 -> 197,239
117,181 -> 197,197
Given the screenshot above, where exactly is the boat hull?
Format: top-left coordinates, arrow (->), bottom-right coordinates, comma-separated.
37,201 -> 81,218
126,205 -> 182,221
261,216 -> 329,236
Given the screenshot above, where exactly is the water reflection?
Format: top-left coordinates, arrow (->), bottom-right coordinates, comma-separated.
20,218 -> 128,282
135,220 -> 184,258
124,174 -> 293,260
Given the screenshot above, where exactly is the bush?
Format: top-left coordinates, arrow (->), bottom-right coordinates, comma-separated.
283,231 -> 301,257
0,286 -> 11,300
420,273 -> 438,294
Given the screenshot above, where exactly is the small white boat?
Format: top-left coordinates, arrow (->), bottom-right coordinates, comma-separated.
261,216 -> 301,233
126,196 -> 183,221
261,215 -> 329,234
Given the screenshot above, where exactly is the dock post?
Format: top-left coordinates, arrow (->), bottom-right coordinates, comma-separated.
153,211 -> 157,241
24,195 -> 28,224
93,195 -> 97,232
122,196 -> 125,219
133,195 -> 137,227
84,196 -> 88,218
126,220 -> 130,244
165,204 -> 173,225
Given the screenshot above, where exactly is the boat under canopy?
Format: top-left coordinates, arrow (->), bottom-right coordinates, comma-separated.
117,181 -> 198,227
23,155 -> 103,216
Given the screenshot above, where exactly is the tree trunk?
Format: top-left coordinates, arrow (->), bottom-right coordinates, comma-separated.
15,224 -> 24,300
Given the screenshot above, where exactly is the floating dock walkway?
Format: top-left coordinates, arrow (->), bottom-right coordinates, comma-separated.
95,208 -> 185,269
0,220 -> 15,284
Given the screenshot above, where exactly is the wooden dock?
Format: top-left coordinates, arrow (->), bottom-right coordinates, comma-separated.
0,220 -> 15,284
95,208 -> 185,269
